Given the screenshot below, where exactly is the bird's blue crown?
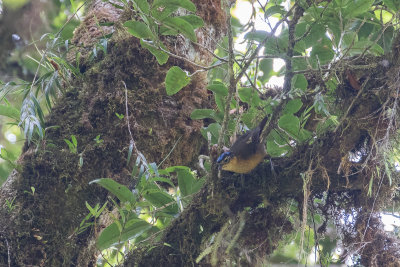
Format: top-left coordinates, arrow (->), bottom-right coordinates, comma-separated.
217,151 -> 232,163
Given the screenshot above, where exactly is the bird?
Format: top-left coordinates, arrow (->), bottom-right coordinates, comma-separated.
217,116 -> 269,174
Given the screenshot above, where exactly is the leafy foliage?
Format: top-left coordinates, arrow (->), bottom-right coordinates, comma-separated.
64,135 -> 78,154
3,0 -> 400,266
123,0 -> 205,95
91,156 -> 204,259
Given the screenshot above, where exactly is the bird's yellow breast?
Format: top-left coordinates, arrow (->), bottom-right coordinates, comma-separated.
221,153 -> 265,174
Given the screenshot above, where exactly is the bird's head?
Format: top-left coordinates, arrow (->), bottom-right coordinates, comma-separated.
217,151 -> 233,165
217,151 -> 242,173
217,150 -> 266,174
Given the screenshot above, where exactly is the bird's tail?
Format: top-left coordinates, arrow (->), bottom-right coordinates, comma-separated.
258,115 -> 270,135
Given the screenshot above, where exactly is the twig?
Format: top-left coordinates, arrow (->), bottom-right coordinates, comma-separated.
283,3 -> 306,93
121,81 -> 140,156
200,27 -> 230,54
189,62 -> 226,77
98,250 -> 113,267
141,40 -> 224,71
217,1 -> 236,150
236,54 -> 288,60
299,159 -> 313,262
158,136 -> 182,168
334,76 -> 370,132
233,58 -> 263,95
254,57 -> 259,87
4,234 -> 10,267
192,40 -> 228,63
256,0 -> 266,12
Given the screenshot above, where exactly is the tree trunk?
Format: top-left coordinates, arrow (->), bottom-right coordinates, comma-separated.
1,1 -> 400,267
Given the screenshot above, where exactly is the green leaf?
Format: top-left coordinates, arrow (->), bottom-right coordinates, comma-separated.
347,41 -> 384,56
151,6 -> 177,21
140,39 -> 169,65
134,0 -> 150,14
90,178 -> 135,203
314,93 -> 330,116
70,0 -> 77,12
64,139 -> 73,150
384,0 -> 400,11
283,99 -> 303,114
341,31 -> 358,49
149,162 -> 159,177
0,105 -> 20,120
266,130 -> 289,157
241,109 -> 257,127
291,74 -> 308,91
264,30 -> 288,56
368,175 -> 374,196
30,94 -> 45,125
326,18 -> 341,47
214,94 -> 225,113
71,135 -> 77,147
144,190 -> 178,215
207,83 -> 228,96
124,21 -> 154,39
0,148 -> 17,162
163,17 -> 197,42
159,26 -> 178,36
369,44 -> 385,56
64,138 -> 77,153
292,57 -> 308,71
384,161 -> 392,186
79,155 -> 83,168
148,176 -> 175,188
85,202 -> 97,217
298,129 -> 312,142
259,58 -> 273,83
303,24 -> 326,48
310,44 -> 334,65
343,0 -> 374,19
374,9 -> 393,24
244,30 -> 270,43
295,22 -> 307,38
97,217 -> 152,250
278,114 -> 300,139
264,5 -> 285,18
153,0 -> 196,13
127,142 -> 134,166
162,165 -> 191,173
238,87 -> 261,105
177,169 -> 204,197
165,66 -> 191,95
190,109 -> 215,120
200,123 -> 221,144
381,26 -> 394,53
179,15 -> 204,29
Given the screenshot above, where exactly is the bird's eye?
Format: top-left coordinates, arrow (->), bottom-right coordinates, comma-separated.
223,157 -> 230,163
